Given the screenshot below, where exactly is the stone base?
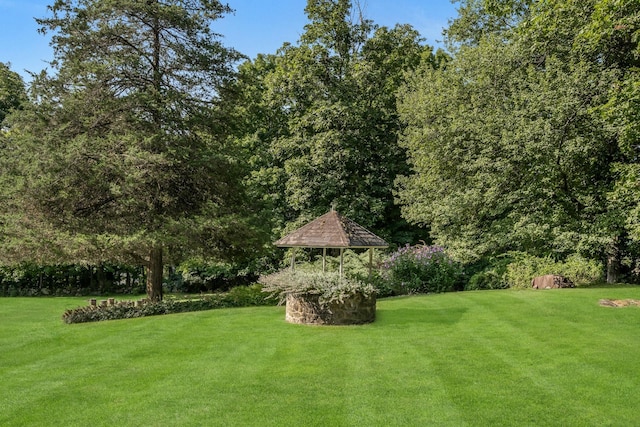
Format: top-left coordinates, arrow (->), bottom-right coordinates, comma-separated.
285,293 -> 376,325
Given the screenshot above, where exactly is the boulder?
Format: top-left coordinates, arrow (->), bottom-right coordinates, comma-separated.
531,274 -> 574,289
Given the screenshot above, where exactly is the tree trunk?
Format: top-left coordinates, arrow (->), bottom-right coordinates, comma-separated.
605,237 -> 622,284
96,264 -> 106,293
146,245 -> 163,301
607,254 -> 620,284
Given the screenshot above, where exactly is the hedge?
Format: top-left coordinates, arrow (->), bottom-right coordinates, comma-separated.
62,284 -> 276,324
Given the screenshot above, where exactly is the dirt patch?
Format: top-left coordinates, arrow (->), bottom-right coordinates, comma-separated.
599,299 -> 640,307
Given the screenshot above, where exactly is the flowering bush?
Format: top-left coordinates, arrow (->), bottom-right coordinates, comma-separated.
259,270 -> 376,307
381,244 -> 462,294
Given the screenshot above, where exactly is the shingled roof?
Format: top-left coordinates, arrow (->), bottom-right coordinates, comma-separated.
275,210 -> 388,249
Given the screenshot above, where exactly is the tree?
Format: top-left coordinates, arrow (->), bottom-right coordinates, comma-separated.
0,63 -> 27,270
2,0 -> 258,300
398,39 -> 617,262
0,62 -> 26,125
226,0 -> 444,245
445,0 -> 532,47
517,0 -> 640,280
397,0 -> 638,284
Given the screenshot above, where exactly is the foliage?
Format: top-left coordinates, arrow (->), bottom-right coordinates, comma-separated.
284,248 -> 384,276
0,62 -> 26,125
445,0 -> 532,47
381,244 -> 463,294
0,263 -> 144,296
275,248 -> 392,296
166,258 -> 266,293
397,39 -> 617,263
397,0 -> 640,282
503,252 -> 603,289
1,0 -> 263,301
62,284 -> 273,323
259,270 -> 376,307
224,0 -> 444,245
465,256 -> 512,291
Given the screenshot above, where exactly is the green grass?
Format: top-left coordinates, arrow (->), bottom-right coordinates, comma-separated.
2,287 -> 640,426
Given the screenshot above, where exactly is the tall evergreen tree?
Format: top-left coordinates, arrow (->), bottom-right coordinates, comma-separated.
2,0 -> 258,300
0,62 -> 26,125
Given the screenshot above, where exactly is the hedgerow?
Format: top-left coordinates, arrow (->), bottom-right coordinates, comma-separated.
503,253 -> 603,288
62,284 -> 275,324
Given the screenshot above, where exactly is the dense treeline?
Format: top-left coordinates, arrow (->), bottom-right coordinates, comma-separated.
0,264 -> 145,296
1,0 -> 639,297
397,0 -> 640,282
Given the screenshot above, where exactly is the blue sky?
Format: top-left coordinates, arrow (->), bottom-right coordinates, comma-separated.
0,0 -> 458,80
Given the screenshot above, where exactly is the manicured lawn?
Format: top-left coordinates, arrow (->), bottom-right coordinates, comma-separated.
2,287 -> 640,426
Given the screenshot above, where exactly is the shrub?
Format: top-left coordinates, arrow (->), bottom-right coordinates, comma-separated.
259,270 -> 376,307
465,256 -> 512,291
556,254 -> 604,286
277,248 -> 389,297
219,283 -> 272,307
381,244 -> 462,295
62,284 -> 275,324
283,248 -> 386,278
503,252 -> 603,289
167,259 -> 260,293
366,273 -> 396,298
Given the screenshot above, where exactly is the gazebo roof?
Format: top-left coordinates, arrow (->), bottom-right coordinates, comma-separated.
274,210 -> 388,249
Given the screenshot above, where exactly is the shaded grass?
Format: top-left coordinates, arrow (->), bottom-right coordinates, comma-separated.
2,287 -> 640,426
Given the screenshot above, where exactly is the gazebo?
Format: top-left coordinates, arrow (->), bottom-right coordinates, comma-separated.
274,210 -> 388,277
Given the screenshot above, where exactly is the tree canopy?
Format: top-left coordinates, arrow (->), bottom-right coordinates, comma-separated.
397,0 -> 640,281
1,0 -> 261,300
0,62 -> 26,125
2,0 -> 639,288
225,0 -> 447,245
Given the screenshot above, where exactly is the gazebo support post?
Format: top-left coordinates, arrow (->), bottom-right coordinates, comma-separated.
322,248 -> 327,273
274,210 -> 388,278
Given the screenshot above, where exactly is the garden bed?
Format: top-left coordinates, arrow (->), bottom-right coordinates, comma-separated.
260,270 -> 377,325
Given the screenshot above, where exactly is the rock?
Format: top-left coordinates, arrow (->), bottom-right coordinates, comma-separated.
531,274 -> 574,289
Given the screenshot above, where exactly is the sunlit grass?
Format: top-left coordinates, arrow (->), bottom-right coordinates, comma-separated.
2,287 -> 640,426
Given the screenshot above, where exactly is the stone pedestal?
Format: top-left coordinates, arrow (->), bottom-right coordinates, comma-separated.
285,292 -> 376,325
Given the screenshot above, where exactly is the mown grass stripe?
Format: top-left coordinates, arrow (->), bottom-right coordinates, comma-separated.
2,289 -> 640,426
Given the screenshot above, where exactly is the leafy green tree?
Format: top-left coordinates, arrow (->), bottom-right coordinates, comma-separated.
0,63 -> 27,267
226,0 -> 444,245
518,0 -> 640,281
397,0 -> 639,283
397,39 -> 617,262
521,0 -> 640,69
2,0 -> 259,300
445,0 -> 532,47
